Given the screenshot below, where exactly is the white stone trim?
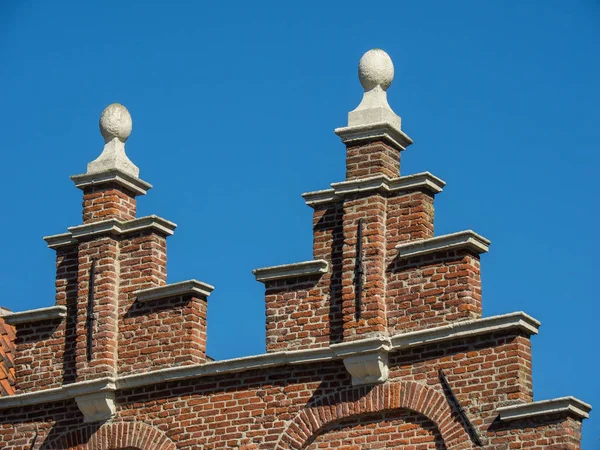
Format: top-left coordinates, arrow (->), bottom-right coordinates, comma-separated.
43,232 -> 76,248
0,312 -> 545,410
332,172 -> 445,196
71,169 -> 152,196
334,122 -> 413,151
0,307 -> 12,316
301,188 -> 337,206
331,334 -> 391,357
343,352 -> 389,386
395,230 -> 490,259
302,172 -> 445,207
135,280 -> 215,302
497,397 -> 592,421
0,377 -> 115,409
253,260 -> 329,283
390,312 -> 540,349
2,306 -> 67,326
75,391 -> 116,423
44,215 -> 177,249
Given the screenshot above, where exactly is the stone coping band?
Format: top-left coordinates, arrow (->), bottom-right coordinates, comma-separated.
0,311 -> 544,410
71,169 -> 152,196
0,378 -> 115,409
44,215 -> 177,249
2,306 -> 67,326
302,172 -> 445,207
253,260 -> 329,283
334,121 -> 413,151
135,280 -> 215,303
497,396 -> 592,421
395,230 -> 490,259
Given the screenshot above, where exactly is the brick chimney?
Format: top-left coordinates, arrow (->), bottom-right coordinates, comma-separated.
255,49 -> 487,350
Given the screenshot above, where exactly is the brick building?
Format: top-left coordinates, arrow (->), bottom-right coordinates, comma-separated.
0,49 -> 591,449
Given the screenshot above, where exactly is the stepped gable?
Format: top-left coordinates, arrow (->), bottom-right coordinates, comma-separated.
0,49 -> 591,449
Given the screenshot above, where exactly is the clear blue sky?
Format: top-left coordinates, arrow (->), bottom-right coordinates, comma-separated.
1,0 -> 598,446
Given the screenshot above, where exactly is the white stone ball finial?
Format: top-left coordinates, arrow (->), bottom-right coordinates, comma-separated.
99,103 -> 132,143
346,49 -> 400,129
87,103 -> 139,177
358,49 -> 394,91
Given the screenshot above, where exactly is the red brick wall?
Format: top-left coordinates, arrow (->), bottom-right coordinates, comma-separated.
12,317 -> 66,393
387,250 -> 483,333
341,193 -> 388,340
385,190 -> 435,251
82,184 -> 137,224
265,276 -> 330,352
118,294 -> 208,376
346,141 -> 400,180
118,232 -> 168,294
75,237 -> 121,381
305,410 -> 444,449
0,331 -> 575,449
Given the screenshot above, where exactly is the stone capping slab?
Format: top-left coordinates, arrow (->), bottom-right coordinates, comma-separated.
253,259 -> 329,283
2,306 -> 67,326
135,280 -> 215,303
334,121 -> 413,151
330,334 -> 391,357
497,397 -> 592,421
302,172 -> 445,207
0,311 -> 546,410
44,215 -> 177,249
71,168 -> 152,196
395,230 -> 491,259
389,311 -> 541,349
0,377 -> 115,409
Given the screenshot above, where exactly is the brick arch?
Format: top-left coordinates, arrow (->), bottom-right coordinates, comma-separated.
276,381 -> 473,450
43,421 -> 177,450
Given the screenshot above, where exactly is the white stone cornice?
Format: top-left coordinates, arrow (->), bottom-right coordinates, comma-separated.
331,335 -> 392,357
0,312 -> 546,411
497,397 -> 592,421
44,215 -> 177,249
387,172 -> 446,193
302,172 -> 446,207
135,280 -> 215,303
0,377 -> 115,409
43,232 -> 76,249
2,306 -> 67,326
68,215 -> 176,239
395,230 -> 490,259
331,172 -> 445,196
253,260 -> 329,283
335,122 -> 413,152
390,312 -> 540,349
301,188 -> 337,206
71,168 -> 152,196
